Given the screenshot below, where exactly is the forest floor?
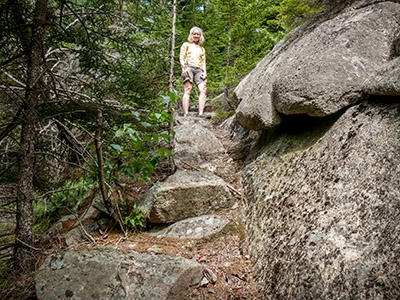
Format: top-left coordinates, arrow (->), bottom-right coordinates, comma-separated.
1,115 -> 261,300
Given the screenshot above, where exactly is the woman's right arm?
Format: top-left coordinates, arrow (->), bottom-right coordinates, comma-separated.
179,43 -> 188,69
179,43 -> 188,77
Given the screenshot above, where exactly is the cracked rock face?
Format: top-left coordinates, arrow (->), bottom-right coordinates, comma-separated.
234,1 -> 400,130
36,248 -> 203,300
242,100 -> 400,299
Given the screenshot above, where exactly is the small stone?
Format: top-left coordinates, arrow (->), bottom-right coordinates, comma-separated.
203,267 -> 217,284
147,245 -> 163,254
223,272 -> 232,284
200,277 -> 209,287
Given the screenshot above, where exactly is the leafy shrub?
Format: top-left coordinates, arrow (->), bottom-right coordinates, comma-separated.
33,178 -> 93,234
124,204 -> 144,230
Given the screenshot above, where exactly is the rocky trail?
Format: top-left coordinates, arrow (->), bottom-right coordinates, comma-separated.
34,111 -> 260,300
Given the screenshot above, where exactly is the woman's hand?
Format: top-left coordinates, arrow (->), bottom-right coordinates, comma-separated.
182,70 -> 188,78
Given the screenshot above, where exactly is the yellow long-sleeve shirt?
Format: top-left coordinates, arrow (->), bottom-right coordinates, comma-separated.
179,42 -> 206,70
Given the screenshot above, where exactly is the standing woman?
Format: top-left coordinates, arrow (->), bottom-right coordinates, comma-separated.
179,27 -> 207,117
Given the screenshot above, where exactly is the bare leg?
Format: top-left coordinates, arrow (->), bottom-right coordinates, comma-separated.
198,83 -> 207,116
182,81 -> 193,117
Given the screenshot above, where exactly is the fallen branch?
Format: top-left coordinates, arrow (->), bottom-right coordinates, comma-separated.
65,207 -> 96,244
226,184 -> 242,196
15,238 -> 42,251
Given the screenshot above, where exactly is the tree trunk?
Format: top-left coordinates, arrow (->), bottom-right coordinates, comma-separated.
15,0 -> 48,271
94,109 -> 113,217
168,0 -> 177,93
167,0 -> 177,173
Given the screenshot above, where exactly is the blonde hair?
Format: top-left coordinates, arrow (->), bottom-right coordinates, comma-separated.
188,27 -> 205,45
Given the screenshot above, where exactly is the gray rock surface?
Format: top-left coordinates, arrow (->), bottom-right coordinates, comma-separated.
219,115 -> 249,141
151,215 -> 231,239
36,248 -> 203,300
173,123 -> 225,167
234,1 -> 400,130
364,56 -> 400,96
137,170 -> 232,224
242,100 -> 400,299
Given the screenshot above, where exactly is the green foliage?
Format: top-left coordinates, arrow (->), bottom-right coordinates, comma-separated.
187,0 -> 286,95
124,204 -> 144,230
277,0 -> 323,30
90,93 -> 175,185
0,257 -> 11,291
211,109 -> 235,124
33,178 -> 93,234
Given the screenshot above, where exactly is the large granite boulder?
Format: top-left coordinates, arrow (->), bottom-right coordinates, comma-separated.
137,170 -> 232,223
241,100 -> 400,299
235,1 -> 400,130
36,248 -> 203,300
173,123 -> 225,167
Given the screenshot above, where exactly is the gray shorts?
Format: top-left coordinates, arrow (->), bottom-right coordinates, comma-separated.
182,66 -> 207,86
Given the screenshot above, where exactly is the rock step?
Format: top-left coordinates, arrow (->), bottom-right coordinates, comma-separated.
36,248 -> 203,300
150,214 -> 231,240
173,121 -> 225,168
137,169 -> 232,224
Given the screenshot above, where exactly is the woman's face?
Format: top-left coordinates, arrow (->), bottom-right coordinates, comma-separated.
192,30 -> 201,43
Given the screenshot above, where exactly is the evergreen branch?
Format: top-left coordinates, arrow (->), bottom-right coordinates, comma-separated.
0,51 -> 25,67
0,161 -> 18,179
0,200 -> 17,208
63,1 -> 94,61
0,243 -> 15,252
0,70 -> 26,87
35,151 -> 90,172
0,233 -> 13,238
0,108 -> 22,142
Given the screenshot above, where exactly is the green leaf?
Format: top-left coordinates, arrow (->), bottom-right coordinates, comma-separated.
143,135 -> 152,141
160,133 -> 170,143
161,95 -> 171,105
110,144 -> 123,152
140,122 -> 152,128
156,148 -> 172,157
168,92 -> 176,104
132,140 -> 144,150
115,129 -> 125,137
126,127 -> 137,136
131,111 -> 140,120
